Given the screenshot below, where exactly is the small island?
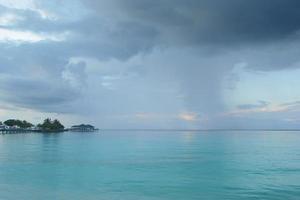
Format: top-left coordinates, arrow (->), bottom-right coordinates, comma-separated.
36,118 -> 65,132
0,118 -> 98,134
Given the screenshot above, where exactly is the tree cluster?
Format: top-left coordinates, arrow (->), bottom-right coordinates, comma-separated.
37,118 -> 64,131
4,119 -> 33,128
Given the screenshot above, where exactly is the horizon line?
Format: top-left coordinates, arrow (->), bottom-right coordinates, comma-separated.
98,128 -> 300,132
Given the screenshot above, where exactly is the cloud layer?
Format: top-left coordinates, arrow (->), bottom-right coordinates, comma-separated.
1,0 -> 300,128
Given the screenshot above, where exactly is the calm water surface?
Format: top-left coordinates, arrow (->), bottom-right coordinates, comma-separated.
0,131 -> 300,200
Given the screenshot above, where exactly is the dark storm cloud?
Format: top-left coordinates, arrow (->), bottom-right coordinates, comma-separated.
7,0 -> 300,51
4,0 -> 300,63
84,0 -> 300,45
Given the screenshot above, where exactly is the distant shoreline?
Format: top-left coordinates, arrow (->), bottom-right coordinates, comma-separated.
0,119 -> 98,134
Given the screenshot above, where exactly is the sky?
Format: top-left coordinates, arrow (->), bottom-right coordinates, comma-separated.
1,0 -> 300,129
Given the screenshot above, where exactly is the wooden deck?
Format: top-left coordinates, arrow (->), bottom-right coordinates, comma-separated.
0,128 -> 97,134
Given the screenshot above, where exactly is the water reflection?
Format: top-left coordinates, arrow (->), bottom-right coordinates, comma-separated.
182,131 -> 196,144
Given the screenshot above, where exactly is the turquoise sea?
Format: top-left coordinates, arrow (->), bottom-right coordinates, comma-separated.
0,130 -> 300,200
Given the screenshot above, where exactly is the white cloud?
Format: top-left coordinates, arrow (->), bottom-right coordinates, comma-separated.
0,0 -> 35,10
0,0 -> 57,19
178,112 -> 199,122
0,28 -> 67,43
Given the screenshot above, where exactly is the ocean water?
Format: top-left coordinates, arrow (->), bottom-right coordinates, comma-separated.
0,130 -> 300,200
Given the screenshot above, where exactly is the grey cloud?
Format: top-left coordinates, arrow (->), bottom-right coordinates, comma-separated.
0,53 -> 87,113
0,76 -> 81,113
62,61 -> 87,89
281,101 -> 300,107
237,101 -> 269,110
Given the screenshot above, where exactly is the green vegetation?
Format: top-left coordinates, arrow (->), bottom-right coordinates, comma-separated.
4,119 -> 33,128
0,118 -> 99,134
37,118 -> 65,132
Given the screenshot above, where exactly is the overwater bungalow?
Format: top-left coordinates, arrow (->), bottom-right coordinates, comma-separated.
70,124 -> 97,132
0,125 -> 7,130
